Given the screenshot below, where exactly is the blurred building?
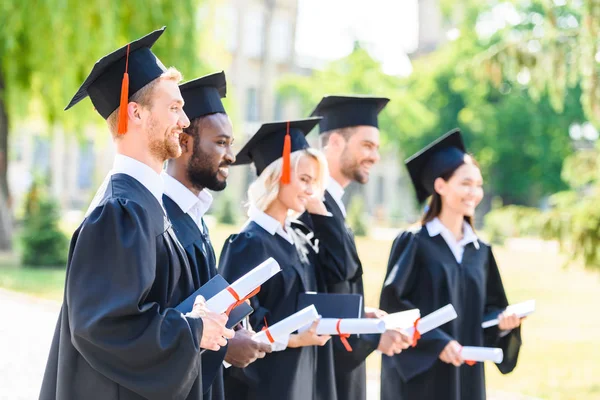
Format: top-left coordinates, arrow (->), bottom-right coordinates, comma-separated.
9,0 -> 447,227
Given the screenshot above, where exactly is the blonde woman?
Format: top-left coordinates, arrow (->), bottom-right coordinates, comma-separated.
219,118 -> 337,400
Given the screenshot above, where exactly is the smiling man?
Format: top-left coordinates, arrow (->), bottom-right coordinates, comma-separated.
40,28 -> 234,400
300,95 -> 411,400
163,71 -> 272,400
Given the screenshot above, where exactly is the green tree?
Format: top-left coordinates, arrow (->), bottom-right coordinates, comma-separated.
278,40 -> 580,206
20,180 -> 68,267
0,1 -> 205,250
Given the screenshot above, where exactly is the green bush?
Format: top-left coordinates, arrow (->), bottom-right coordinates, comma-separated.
20,183 -> 68,268
483,205 -> 543,245
216,195 -> 238,226
347,196 -> 368,237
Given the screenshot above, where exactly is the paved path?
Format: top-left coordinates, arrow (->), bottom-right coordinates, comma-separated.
0,289 -> 60,400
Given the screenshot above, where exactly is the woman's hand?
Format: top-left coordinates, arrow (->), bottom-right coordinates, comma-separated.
439,340 -> 464,367
498,311 -> 521,331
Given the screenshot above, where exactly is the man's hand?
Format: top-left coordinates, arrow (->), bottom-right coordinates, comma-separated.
288,319 -> 331,348
190,295 -> 235,351
377,329 -> 411,356
224,328 -> 272,368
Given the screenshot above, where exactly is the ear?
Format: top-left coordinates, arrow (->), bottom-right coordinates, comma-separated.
128,102 -> 144,125
433,177 -> 446,196
179,132 -> 193,155
328,132 -> 346,151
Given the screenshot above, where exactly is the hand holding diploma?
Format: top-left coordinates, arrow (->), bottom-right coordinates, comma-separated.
439,340 -> 464,366
225,328 -> 272,368
288,319 -> 331,348
482,299 -> 534,329
253,305 -> 322,348
498,311 -> 521,331
189,295 -> 235,352
402,304 -> 458,346
378,329 -> 412,356
205,258 -> 281,315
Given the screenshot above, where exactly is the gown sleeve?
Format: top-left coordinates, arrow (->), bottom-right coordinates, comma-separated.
300,210 -> 361,284
379,230 -> 454,381
67,199 -> 204,400
218,231 -> 272,331
483,246 -> 522,374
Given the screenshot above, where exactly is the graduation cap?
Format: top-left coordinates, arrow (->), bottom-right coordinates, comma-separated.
233,118 -> 322,183
405,129 -> 467,204
65,27 -> 168,134
179,71 -> 227,121
309,95 -> 390,133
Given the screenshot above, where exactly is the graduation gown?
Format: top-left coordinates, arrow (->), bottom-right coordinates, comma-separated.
218,220 -> 337,400
379,227 -> 522,400
163,195 -> 227,400
40,173 -> 206,400
299,190 -> 380,400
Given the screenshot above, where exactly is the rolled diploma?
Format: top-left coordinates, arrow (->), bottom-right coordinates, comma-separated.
384,309 -> 421,330
223,305 -> 320,369
309,318 -> 386,335
252,305 -> 320,345
205,258 -> 281,314
481,299 -> 536,329
402,304 -> 457,337
461,346 -> 504,363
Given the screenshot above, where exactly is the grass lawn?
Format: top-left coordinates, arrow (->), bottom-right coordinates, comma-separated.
1,224 -> 599,399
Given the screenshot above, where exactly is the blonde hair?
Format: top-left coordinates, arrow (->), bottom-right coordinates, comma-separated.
107,67 -> 183,136
248,148 -> 329,214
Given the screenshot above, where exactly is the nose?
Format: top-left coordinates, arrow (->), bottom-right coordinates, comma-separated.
224,144 -> 235,164
372,148 -> 381,163
179,110 -> 190,129
305,182 -> 314,196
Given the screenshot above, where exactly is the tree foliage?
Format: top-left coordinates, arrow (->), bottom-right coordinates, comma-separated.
278,38 -> 581,206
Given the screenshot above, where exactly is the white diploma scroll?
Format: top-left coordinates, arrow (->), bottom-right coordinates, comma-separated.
481,300 -> 535,329
306,318 -> 387,335
384,309 -> 421,330
252,305 -> 320,345
461,346 -> 504,363
402,304 -> 457,337
205,258 -> 281,314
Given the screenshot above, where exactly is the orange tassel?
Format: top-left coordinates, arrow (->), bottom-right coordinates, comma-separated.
281,121 -> 291,184
117,44 -> 131,135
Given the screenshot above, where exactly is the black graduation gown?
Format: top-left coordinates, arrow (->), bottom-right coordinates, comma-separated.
39,173 -> 206,400
218,220 -> 337,400
379,226 -> 522,400
299,190 -> 380,400
163,195 -> 227,400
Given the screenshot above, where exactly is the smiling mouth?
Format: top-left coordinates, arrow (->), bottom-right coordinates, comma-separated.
218,167 -> 229,178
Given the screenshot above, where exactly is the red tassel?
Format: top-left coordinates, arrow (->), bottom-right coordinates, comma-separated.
117,44 -> 131,135
281,121 -> 291,184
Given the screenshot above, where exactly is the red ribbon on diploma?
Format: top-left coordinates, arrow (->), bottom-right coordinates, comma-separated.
459,345 -> 476,366
336,319 -> 353,352
411,317 -> 421,347
225,286 -> 261,316
261,317 -> 275,344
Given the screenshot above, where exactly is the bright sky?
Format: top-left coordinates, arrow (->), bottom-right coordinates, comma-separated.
295,0 -> 419,76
